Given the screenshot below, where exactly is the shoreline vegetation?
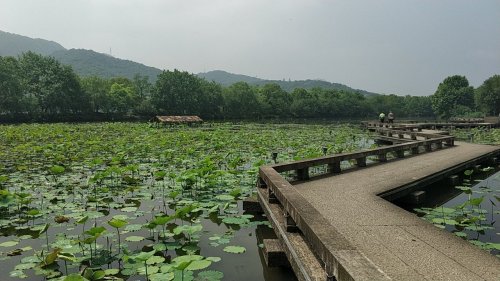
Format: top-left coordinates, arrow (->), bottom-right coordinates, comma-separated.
2,52 -> 498,124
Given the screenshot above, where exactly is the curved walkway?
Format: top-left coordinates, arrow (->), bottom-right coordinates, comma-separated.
293,142 -> 500,280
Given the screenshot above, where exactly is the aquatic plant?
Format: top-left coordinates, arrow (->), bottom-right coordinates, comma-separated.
0,122 -> 369,280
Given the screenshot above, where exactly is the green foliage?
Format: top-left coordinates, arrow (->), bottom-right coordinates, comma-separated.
222,82 -> 259,119
152,69 -> 204,115
0,52 -> 439,121
475,75 -> 500,116
0,122 -> 371,280
431,75 -> 475,119
223,245 -> 246,254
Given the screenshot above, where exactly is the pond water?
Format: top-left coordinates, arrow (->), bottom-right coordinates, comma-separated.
395,164 -> 500,257
0,122 -> 370,280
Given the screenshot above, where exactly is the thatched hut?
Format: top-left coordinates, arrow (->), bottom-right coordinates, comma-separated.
151,115 -> 203,126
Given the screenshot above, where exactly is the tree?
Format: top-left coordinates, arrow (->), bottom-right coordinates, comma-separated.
222,82 -> 259,119
80,76 -> 111,113
132,74 -> 152,100
17,52 -> 89,115
108,82 -> 135,114
0,56 -> 23,114
152,69 -> 203,115
199,80 -> 224,119
366,94 -> 405,118
257,83 -> 290,118
290,88 -> 320,118
475,75 -> 500,116
403,96 -> 434,118
431,75 -> 474,119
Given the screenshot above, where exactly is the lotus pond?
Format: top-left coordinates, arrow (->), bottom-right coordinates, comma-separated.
0,122 -> 371,281
411,128 -> 500,257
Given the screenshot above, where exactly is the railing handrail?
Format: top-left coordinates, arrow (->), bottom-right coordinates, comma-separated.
269,135 -> 453,173
257,128 -> 455,280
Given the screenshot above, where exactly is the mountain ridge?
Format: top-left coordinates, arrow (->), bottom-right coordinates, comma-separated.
0,30 -> 378,95
197,70 -> 378,95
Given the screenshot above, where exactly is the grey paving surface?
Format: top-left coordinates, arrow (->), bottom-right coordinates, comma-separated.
293,141 -> 500,280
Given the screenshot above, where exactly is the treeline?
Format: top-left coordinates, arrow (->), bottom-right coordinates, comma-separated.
0,52 -> 498,122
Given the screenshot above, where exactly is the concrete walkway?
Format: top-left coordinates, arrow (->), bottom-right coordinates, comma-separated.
293,142 -> 500,280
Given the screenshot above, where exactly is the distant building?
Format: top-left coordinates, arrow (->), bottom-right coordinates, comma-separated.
151,115 -> 203,126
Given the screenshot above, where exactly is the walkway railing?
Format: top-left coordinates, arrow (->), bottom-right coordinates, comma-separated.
257,128 -> 455,281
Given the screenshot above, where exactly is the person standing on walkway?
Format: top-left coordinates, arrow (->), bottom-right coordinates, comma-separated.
379,112 -> 385,123
388,111 -> 394,123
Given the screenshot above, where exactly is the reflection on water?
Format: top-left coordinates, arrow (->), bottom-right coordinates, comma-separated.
0,200 -> 297,281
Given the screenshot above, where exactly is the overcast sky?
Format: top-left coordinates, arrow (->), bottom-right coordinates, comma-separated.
1,0 -> 499,95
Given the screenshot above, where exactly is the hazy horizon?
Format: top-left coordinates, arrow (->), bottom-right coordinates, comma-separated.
1,0 -> 499,96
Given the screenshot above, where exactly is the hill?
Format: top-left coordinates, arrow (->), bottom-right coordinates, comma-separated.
197,70 -> 265,85
0,30 -> 378,95
0,30 -> 162,81
51,49 -> 162,81
0,30 -> 65,57
198,70 -> 378,96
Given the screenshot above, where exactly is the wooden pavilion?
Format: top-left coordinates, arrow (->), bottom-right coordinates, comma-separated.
151,115 -> 203,126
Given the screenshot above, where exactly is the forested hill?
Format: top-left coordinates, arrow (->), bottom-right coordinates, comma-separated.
0,30 -> 163,81
197,70 -> 378,96
0,30 -> 65,56
51,49 -> 162,81
1,30 -> 377,95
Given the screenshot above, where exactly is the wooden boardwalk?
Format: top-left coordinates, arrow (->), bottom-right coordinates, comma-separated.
257,130 -> 500,281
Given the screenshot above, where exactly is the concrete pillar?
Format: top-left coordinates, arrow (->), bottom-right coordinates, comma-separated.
448,175 -> 460,185
489,157 -> 498,165
243,197 -> 263,213
257,177 -> 267,189
263,239 -> 289,267
328,162 -> 341,174
285,213 -> 299,232
396,150 -> 405,158
412,147 -> 419,155
401,190 -> 427,204
355,157 -> 367,167
425,144 -> 432,152
378,153 -> 387,162
269,189 -> 278,204
296,168 -> 309,181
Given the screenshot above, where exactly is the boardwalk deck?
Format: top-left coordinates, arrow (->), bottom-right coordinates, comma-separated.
258,140 -> 500,281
